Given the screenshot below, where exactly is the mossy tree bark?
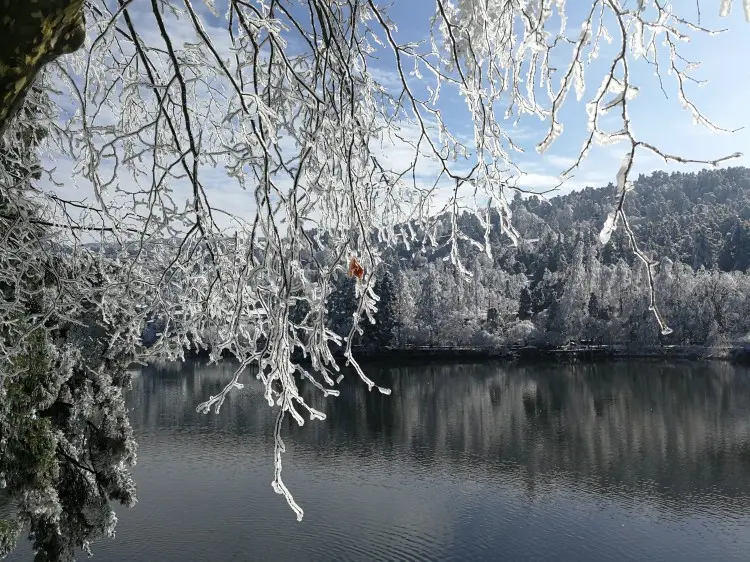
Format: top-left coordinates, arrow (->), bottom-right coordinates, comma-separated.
0,0 -> 86,135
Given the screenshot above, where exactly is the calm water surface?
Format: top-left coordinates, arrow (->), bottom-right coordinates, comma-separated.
6,360 -> 750,561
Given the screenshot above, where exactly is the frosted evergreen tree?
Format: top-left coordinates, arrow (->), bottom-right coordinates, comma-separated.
366,269 -> 398,349
518,288 -> 533,321
417,265 -> 444,346
393,269 -> 417,347
1,92 -> 136,562
692,229 -> 715,271
718,221 -> 750,272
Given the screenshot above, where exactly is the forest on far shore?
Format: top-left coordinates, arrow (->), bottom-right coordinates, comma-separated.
323,167 -> 750,352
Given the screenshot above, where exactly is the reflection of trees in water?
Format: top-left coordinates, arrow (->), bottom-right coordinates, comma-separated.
354,361 -> 750,505
129,362 -> 270,437
130,360 -> 750,509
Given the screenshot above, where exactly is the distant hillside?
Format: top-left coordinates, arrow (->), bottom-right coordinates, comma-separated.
510,166 -> 750,271
324,166 -> 750,353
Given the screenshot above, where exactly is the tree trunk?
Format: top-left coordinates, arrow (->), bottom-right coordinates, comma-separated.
0,0 -> 86,135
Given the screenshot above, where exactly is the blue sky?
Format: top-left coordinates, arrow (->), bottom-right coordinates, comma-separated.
367,0 -> 750,195
392,0 -> 750,192
42,0 -> 750,231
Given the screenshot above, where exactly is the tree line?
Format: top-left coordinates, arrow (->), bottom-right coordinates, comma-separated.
325,167 -> 750,351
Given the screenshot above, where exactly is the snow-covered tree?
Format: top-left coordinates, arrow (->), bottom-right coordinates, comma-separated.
518,287 -> 533,321
1,92 -> 136,561
416,264 -> 444,346
1,0 -> 749,546
554,241 -> 588,339
362,268 -> 398,349
393,269 -> 417,346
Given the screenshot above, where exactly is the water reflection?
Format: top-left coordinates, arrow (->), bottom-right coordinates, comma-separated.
132,360 -> 750,508
5,360 -> 750,561
297,361 -> 750,509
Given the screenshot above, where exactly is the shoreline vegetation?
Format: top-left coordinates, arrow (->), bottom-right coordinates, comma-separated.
347,343 -> 750,363
176,341 -> 750,366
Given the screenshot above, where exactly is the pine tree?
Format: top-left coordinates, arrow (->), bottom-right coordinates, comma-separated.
326,275 -> 358,338
587,292 -> 600,319
0,89 -> 137,561
362,268 -> 397,349
518,287 -> 533,320
692,229 -> 714,271
393,269 -> 416,346
417,264 -> 443,345
718,220 -> 750,272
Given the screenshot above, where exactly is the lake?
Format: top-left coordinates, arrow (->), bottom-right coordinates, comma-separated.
5,360 -> 750,561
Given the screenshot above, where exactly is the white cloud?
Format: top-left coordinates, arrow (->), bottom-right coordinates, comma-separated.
542,154 -> 577,170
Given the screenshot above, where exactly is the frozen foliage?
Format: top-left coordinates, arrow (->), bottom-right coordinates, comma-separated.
0,0 -> 747,533
367,189 -> 750,351
0,323 -> 137,561
1,90 -> 137,561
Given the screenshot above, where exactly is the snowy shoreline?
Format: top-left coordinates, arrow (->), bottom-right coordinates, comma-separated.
336,344 -> 750,364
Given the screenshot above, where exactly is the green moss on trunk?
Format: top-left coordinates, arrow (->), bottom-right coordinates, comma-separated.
0,0 -> 86,135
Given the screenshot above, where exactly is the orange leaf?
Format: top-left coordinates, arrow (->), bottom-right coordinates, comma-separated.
348,257 -> 364,280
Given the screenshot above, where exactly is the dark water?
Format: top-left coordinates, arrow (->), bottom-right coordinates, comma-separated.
6,360 -> 750,561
